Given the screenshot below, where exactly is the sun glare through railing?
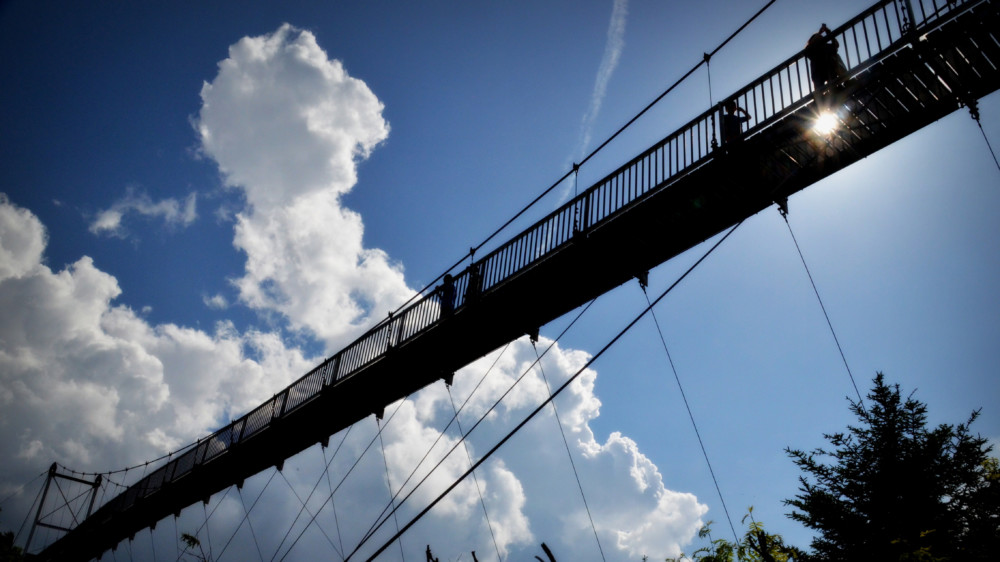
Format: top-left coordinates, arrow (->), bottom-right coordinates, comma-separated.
813,111 -> 840,135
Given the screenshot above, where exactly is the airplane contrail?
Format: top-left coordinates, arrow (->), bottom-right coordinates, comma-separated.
576,0 -> 628,162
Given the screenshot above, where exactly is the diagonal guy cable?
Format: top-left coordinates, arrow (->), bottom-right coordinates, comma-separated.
352,342 -> 514,553
532,340 -> 607,562
363,221 -> 744,561
643,288 -> 738,542
276,398 -> 409,561
344,299 -> 599,561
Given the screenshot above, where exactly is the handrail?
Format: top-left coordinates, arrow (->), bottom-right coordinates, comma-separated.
65,0 -> 981,542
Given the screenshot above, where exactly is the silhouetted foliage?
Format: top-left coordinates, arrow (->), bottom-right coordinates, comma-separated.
664,509 -> 804,562
785,373 -> 999,561
536,541 -> 557,562
180,532 -> 211,562
427,541 -> 557,562
0,510 -> 26,562
0,532 -> 25,562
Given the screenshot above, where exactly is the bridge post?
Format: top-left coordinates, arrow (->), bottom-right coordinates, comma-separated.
24,463 -> 57,553
86,474 -> 102,519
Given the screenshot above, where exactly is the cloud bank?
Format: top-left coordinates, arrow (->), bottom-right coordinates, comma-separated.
0,193 -> 313,472
0,22 -> 706,561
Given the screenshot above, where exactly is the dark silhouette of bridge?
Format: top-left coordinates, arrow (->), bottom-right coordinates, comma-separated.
36,0 -> 1000,559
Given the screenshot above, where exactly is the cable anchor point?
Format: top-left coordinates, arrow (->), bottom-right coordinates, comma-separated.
528,327 -> 539,343
967,98 -> 981,122
776,197 -> 789,218
636,271 -> 649,290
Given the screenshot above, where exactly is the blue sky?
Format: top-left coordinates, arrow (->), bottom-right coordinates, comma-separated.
2,0 -> 999,560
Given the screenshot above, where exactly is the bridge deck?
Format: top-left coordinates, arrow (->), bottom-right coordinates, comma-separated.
40,0 -> 1000,559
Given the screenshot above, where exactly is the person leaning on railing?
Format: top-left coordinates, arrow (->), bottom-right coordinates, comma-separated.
805,23 -> 848,96
721,100 -> 751,146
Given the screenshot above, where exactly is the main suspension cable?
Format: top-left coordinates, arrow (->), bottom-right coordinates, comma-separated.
0,470 -> 46,511
386,0 -> 781,320
364,222 -> 744,561
53,441 -> 198,481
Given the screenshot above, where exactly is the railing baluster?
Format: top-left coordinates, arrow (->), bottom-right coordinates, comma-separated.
668,140 -> 673,177
850,26 -> 860,69
685,129 -> 691,168
617,169 -> 623,211
695,120 -> 702,163
769,76 -> 777,118
883,5 -> 895,45
657,145 -> 663,185
778,68 -> 786,110
794,61 -> 803,100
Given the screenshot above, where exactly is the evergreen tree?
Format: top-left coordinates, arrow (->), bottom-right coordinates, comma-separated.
785,373 -> 999,561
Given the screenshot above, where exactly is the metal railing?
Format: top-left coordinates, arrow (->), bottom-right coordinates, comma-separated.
75,0 -> 977,537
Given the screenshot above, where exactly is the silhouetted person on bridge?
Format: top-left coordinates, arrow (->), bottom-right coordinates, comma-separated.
806,24 -> 847,97
721,100 -> 751,146
466,263 -> 483,305
439,273 -> 455,317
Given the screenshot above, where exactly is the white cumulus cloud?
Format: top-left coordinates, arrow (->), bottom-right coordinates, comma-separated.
171,338 -> 706,561
195,23 -> 408,351
203,292 -> 229,309
1,22 -> 708,561
0,193 -> 47,279
0,196 -> 313,485
89,188 -> 197,237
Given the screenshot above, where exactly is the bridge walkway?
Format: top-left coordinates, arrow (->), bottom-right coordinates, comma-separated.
39,0 -> 1000,559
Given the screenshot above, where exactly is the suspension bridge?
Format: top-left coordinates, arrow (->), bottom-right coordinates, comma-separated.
23,0 -> 1000,559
